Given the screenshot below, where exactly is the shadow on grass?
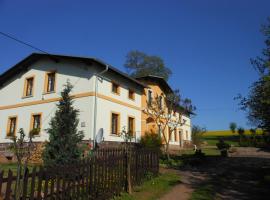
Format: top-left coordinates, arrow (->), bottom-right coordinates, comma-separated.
179,156 -> 270,200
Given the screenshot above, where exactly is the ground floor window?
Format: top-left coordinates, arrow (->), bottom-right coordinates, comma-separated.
128,116 -> 135,136
7,116 -> 17,137
111,112 -> 120,135
30,113 -> 42,136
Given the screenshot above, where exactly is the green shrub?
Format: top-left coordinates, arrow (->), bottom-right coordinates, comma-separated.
140,131 -> 162,150
216,138 -> 230,157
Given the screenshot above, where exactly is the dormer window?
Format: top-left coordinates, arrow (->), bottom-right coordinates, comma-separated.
45,71 -> 56,93
24,76 -> 34,97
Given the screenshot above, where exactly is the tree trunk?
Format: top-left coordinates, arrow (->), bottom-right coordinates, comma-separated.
165,142 -> 170,160
127,160 -> 132,194
14,162 -> 22,200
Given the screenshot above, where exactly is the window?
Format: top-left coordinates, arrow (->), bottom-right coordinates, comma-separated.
112,82 -> 120,94
159,96 -> 163,109
128,117 -> 135,136
186,131 -> 188,140
24,77 -> 34,97
111,113 -> 120,135
147,90 -> 152,105
169,131 -> 173,142
7,116 -> 17,137
128,89 -> 135,100
174,128 -> 178,142
45,72 -> 56,93
30,114 -> 42,135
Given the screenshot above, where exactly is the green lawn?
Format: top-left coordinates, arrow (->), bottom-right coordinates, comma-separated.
113,172 -> 180,200
0,163 -> 36,176
202,135 -> 239,147
180,147 -> 220,156
190,185 -> 215,200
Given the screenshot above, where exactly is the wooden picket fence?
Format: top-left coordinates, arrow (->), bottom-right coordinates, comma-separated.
0,148 -> 159,200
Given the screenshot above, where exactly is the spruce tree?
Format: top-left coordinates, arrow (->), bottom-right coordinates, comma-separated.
42,81 -> 84,166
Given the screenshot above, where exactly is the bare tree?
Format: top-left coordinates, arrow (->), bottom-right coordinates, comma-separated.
9,128 -> 34,200
144,90 -> 195,159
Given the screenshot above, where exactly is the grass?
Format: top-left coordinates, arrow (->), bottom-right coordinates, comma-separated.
180,147 -> 220,156
203,135 -> 239,147
113,172 -> 180,200
0,163 -> 35,176
190,185 -> 215,200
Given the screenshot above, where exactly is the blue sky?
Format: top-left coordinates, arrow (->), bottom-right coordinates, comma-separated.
0,0 -> 269,130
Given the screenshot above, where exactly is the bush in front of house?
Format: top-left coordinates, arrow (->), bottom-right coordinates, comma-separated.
140,131 -> 163,151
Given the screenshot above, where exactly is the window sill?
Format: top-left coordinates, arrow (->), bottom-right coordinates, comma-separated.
111,91 -> 120,96
109,134 -> 120,137
43,91 -> 56,95
128,98 -> 135,101
32,135 -> 41,138
22,95 -> 33,99
5,136 -> 15,139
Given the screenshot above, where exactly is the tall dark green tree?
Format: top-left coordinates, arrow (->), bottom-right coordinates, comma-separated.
42,82 -> 84,166
124,50 -> 172,81
238,18 -> 270,138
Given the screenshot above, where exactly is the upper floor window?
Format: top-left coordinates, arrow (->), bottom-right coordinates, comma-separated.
112,82 -> 120,95
7,116 -> 17,137
45,72 -> 56,93
111,112 -> 120,135
24,77 -> 34,97
159,96 -> 163,109
147,90 -> 152,105
128,116 -> 135,136
128,89 -> 135,100
30,113 -> 42,136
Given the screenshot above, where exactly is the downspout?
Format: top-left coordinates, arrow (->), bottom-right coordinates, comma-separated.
93,65 -> 109,148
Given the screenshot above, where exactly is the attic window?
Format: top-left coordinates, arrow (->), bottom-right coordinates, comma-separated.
128,89 -> 135,100
45,71 -> 56,93
24,76 -> 34,97
112,82 -> 120,94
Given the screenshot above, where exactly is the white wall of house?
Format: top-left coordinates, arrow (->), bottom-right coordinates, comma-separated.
168,114 -> 192,145
0,57 -> 143,143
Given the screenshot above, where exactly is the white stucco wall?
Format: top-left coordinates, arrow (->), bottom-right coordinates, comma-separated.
0,57 -> 143,143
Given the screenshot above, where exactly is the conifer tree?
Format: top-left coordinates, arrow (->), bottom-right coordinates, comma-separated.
42,81 -> 84,166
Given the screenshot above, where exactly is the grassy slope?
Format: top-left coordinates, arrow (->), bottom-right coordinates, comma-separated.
114,172 -> 180,200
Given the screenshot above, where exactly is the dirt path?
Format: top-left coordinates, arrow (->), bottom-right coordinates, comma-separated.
159,170 -> 206,200
159,147 -> 270,200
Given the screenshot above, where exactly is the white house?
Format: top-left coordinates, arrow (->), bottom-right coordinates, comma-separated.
0,53 -> 145,145
0,53 -> 192,149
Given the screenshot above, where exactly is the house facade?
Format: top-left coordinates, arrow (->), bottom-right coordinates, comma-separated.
137,75 -> 192,148
0,53 -> 192,149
